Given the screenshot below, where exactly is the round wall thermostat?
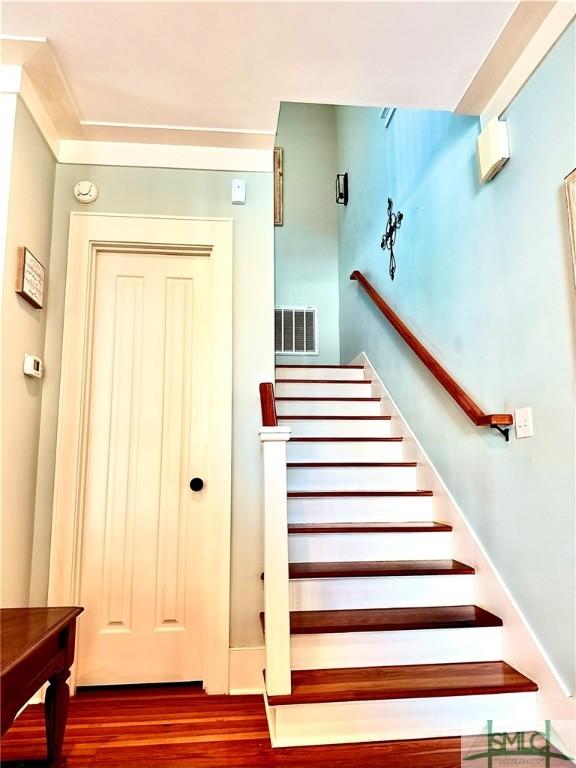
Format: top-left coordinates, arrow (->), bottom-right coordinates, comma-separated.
74,181 -> 99,205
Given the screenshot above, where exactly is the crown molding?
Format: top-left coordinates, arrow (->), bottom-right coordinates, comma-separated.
1,36 -> 274,171
455,1 -> 557,116
454,1 -> 575,124
80,120 -> 275,136
1,38 -> 274,171
58,139 -> 273,173
480,1 -> 576,125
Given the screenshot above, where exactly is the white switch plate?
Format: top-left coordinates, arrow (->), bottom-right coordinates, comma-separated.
23,353 -> 44,378
231,178 -> 246,205
514,407 -> 534,439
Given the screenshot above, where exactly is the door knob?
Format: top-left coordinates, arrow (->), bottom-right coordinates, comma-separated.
189,477 -> 204,492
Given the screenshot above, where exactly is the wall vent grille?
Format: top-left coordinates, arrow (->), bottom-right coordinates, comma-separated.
275,307 -> 317,355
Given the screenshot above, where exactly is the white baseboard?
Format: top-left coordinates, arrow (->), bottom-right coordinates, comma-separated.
229,646 -> 265,694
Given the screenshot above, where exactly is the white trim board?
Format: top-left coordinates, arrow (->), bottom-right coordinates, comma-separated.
80,120 -> 275,137
57,139 -> 273,173
267,692 -> 539,748
454,1 -> 555,116
229,647 -> 265,694
480,2 -> 576,125
352,352 -> 575,725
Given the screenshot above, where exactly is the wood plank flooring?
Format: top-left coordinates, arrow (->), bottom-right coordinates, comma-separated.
0,685 -> 570,767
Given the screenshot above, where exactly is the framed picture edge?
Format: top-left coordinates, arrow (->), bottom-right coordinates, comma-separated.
565,168 -> 576,290
16,246 -> 45,309
274,146 -> 283,227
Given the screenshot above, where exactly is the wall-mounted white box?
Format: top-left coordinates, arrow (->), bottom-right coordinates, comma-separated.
477,117 -> 510,183
231,178 -> 246,205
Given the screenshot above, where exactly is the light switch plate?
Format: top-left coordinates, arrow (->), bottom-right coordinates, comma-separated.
231,179 -> 246,205
514,407 -> 534,439
23,353 -> 44,378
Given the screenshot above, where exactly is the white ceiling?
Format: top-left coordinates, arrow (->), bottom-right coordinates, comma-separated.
1,1 -> 516,148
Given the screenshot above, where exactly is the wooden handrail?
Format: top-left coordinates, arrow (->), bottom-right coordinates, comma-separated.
350,270 -> 513,430
259,382 -> 278,426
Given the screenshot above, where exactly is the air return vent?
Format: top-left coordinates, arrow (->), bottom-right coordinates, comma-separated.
275,307 -> 317,355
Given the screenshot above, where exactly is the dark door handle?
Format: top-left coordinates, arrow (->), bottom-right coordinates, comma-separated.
189,477 -> 204,492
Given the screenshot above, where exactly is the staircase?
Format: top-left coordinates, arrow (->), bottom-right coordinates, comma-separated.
261,363 -> 539,747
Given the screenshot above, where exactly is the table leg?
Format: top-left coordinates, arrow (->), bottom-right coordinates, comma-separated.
45,670 -> 71,766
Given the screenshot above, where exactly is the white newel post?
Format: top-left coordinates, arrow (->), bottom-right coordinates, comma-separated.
259,425 -> 292,696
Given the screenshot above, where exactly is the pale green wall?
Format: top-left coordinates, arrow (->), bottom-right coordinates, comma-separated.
32,164 -> 274,648
1,99 -> 55,607
275,102 -> 340,364
336,25 -> 576,688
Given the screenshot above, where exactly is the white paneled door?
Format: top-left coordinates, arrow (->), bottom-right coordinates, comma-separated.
77,250 -> 210,685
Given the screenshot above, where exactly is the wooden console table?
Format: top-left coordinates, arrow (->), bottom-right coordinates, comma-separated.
1,607 -> 83,766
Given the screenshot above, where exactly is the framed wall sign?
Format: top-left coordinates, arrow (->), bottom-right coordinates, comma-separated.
16,247 -> 45,309
565,168 -> 576,289
274,146 -> 283,226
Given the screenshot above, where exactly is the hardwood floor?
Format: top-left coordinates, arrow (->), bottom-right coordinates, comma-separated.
0,684 -> 512,767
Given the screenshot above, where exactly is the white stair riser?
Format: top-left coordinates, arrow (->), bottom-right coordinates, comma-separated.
276,367 -> 366,381
280,419 -> 392,438
291,626 -> 502,670
287,466 -> 417,492
276,400 -> 381,417
288,495 -> 434,523
290,574 -> 475,611
287,441 -> 404,463
288,532 -> 452,562
268,692 -> 538,747
276,382 -> 374,398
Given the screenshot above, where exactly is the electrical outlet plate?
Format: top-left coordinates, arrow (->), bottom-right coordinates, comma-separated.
514,407 -> 534,439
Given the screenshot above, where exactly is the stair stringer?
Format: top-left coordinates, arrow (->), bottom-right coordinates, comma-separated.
353,351 -> 575,738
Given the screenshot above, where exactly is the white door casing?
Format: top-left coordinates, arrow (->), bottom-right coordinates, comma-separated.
48,213 -> 233,693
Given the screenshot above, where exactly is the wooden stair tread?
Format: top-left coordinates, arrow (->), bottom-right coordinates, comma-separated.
279,415 -> 391,420
266,661 -> 537,706
287,462 -> 416,468
288,605 -> 502,634
288,521 -> 452,534
289,559 -> 474,579
288,490 -> 433,497
276,365 -> 365,369
289,437 -> 403,442
276,397 -> 380,401
276,379 -> 372,384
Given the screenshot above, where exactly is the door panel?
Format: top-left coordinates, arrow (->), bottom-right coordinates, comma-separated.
77,251 -> 210,685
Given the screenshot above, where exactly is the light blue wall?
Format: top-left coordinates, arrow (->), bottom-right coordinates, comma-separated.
275,102 -> 340,364
336,25 -> 576,689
